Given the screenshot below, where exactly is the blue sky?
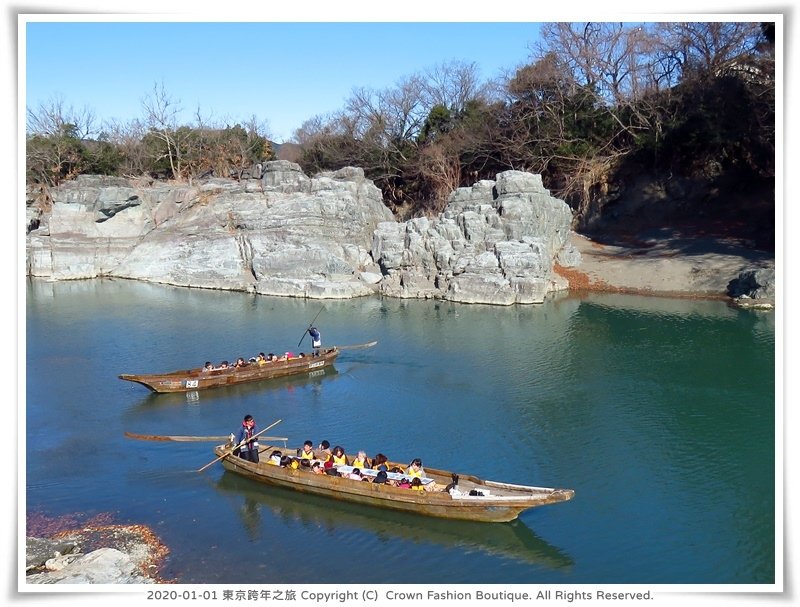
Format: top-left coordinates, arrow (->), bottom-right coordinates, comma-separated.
24,20 -> 543,142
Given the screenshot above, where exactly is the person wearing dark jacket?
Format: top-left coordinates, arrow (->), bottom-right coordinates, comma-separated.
235,415 -> 260,463
308,326 -> 321,355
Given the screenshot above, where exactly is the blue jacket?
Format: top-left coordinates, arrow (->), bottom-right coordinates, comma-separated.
236,424 -> 259,453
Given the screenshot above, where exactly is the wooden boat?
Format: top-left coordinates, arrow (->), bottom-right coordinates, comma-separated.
213,444 -> 575,523
120,347 -> 342,393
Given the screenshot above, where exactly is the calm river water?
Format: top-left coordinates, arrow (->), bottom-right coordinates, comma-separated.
24,278 -> 775,585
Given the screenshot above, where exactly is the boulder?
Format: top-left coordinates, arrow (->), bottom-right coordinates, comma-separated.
26,537 -> 80,571
727,268 -> 776,309
25,534 -> 159,585
26,547 -> 155,584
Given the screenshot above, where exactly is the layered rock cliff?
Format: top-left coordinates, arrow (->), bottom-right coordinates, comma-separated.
26,162 -> 579,305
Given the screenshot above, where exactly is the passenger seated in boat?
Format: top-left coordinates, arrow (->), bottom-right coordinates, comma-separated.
234,357 -> 248,368
256,353 -> 267,365
371,453 -> 388,471
299,459 -> 312,469
202,361 -> 213,373
344,468 -> 364,481
299,440 -> 315,460
331,446 -> 348,467
217,360 -> 230,370
279,455 -> 294,467
267,353 -> 277,362
351,451 -> 370,469
396,478 -> 412,489
410,477 -> 424,491
372,470 -> 389,485
405,458 -> 424,479
268,450 -> 282,465
316,440 -> 332,462
311,461 -> 325,475
385,469 -> 404,487
277,353 -> 288,362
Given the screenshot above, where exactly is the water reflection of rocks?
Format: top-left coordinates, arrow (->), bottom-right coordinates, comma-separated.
214,472 -> 574,571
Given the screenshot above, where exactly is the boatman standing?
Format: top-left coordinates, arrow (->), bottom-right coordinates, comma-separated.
308,326 -> 322,356
235,415 -> 260,463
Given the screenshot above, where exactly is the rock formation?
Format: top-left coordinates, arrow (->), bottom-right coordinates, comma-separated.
727,268 -> 776,309
25,525 -> 167,584
26,162 -> 580,305
373,171 -> 577,304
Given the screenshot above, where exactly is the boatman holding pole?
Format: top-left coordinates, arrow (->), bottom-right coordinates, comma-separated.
235,415 -> 260,463
308,326 -> 321,356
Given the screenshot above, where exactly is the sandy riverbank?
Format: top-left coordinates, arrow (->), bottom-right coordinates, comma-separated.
556,230 -> 775,300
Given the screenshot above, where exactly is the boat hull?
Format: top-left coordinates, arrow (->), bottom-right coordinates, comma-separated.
119,348 -> 339,393
216,446 -> 574,523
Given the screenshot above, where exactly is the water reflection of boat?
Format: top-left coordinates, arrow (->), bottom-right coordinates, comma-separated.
214,472 -> 574,570
131,365 -> 339,408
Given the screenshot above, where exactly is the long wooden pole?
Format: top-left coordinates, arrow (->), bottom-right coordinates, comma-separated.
297,305 -> 324,348
124,431 -> 288,443
197,419 -> 282,472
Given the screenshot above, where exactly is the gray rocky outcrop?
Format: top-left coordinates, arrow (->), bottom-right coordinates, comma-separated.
27,165 -> 393,299
26,164 -> 580,304
373,171 -> 578,304
25,535 -> 159,584
727,268 -> 776,309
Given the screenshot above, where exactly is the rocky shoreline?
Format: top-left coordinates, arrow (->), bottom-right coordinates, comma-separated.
26,163 -> 577,305
26,161 -> 775,309
25,161 -> 774,308
557,231 -> 775,309
25,524 -> 169,584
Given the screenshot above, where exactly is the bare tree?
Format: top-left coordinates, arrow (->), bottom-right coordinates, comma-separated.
25,95 -> 99,185
26,94 -> 97,138
104,118 -> 149,177
141,82 -> 183,179
419,60 -> 492,115
654,21 -> 763,77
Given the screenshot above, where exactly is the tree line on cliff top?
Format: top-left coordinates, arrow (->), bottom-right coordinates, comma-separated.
26,21 -> 775,227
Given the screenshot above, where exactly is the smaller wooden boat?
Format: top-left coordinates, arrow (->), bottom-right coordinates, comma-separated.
120,347 -> 344,393
213,444 -> 575,523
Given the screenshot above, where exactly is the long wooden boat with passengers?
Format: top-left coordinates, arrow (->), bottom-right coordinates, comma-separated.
119,346 -> 345,393
213,443 -> 575,523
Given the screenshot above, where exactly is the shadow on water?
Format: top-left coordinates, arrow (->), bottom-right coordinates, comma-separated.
128,365 -> 342,409
212,471 -> 574,571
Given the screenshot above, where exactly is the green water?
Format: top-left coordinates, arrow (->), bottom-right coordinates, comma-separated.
25,279 -> 776,585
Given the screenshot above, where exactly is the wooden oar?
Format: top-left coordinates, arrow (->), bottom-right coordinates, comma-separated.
335,340 -> 377,351
197,419 -> 282,473
124,431 -> 288,443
